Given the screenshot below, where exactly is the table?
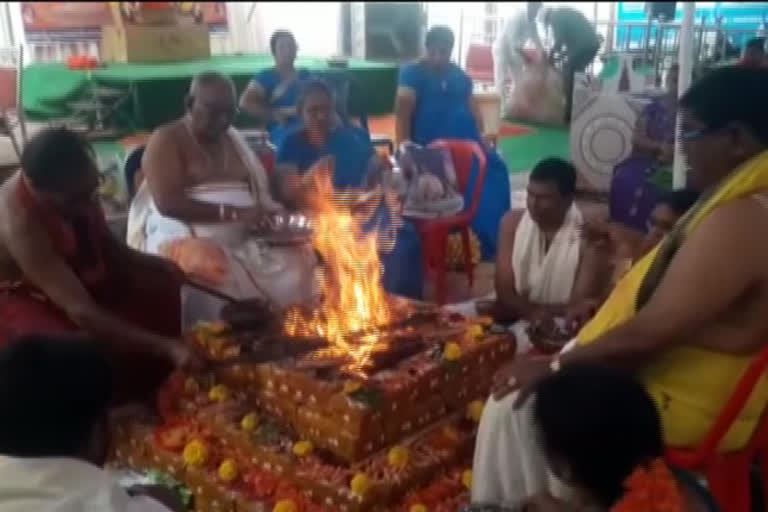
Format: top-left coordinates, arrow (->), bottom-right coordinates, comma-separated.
23,54 -> 399,132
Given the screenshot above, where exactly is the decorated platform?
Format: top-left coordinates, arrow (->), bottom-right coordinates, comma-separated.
108,168 -> 517,511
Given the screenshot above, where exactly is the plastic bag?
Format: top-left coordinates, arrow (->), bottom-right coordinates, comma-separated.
505,50 -> 566,126
397,142 -> 465,219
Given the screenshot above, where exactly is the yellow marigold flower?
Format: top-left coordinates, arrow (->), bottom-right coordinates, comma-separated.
218,458 -> 239,482
343,380 -> 362,394
443,342 -> 462,361
462,469 -> 473,489
241,413 -> 259,432
350,472 -> 371,496
387,445 -> 410,469
182,439 -> 208,467
469,324 -> 485,339
208,384 -> 230,402
467,400 -> 485,423
411,505 -> 428,512
273,500 -> 298,512
292,440 -> 314,457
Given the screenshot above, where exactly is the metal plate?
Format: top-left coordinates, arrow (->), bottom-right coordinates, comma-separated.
249,213 -> 313,246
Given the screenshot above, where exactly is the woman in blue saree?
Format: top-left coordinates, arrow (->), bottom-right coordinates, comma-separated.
395,26 -> 511,260
276,79 -> 424,300
239,30 -> 311,148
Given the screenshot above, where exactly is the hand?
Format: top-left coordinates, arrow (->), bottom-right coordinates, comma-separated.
565,299 -> 600,332
127,484 -> 186,512
491,356 -> 553,405
528,307 -> 554,329
580,219 -> 613,253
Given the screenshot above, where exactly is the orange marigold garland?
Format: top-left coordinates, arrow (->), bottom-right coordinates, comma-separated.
612,458 -> 687,512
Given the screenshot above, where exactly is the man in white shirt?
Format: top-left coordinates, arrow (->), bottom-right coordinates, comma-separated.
0,334 -> 182,512
493,2 -> 544,104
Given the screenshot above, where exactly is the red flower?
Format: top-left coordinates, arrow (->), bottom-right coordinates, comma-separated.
612,458 -> 687,512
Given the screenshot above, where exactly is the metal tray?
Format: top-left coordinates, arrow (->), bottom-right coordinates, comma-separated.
249,213 -> 313,246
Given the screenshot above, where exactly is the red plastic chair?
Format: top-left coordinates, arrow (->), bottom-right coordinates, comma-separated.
414,139 -> 487,305
666,345 -> 768,512
465,43 -> 495,84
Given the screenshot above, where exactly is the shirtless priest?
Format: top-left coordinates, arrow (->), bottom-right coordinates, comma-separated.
0,127 -> 194,405
130,71 -> 317,326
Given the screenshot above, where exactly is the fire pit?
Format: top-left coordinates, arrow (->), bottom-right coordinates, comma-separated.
111,168 -> 518,511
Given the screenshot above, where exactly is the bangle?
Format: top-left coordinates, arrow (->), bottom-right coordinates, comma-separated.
218,203 -> 225,221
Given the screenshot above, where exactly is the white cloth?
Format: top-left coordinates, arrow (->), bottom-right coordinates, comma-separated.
511,204 -> 582,306
471,339 -> 580,505
493,8 -> 543,102
130,126 -> 317,328
126,183 -> 151,252
0,456 -> 173,512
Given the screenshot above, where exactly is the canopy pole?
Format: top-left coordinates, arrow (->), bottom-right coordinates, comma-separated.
673,2 -> 696,189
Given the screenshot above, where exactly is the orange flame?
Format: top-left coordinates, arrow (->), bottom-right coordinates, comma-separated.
283,165 -> 391,376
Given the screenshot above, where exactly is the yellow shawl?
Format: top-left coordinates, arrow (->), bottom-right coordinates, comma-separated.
577,150 -> 768,451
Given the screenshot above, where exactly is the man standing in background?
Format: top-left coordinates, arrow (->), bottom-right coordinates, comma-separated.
542,6 -> 601,123
492,2 -> 543,107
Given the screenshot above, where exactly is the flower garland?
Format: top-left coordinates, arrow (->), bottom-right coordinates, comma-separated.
612,458 -> 687,512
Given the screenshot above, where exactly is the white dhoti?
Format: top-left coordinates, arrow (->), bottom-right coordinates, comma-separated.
142,182 -> 317,329
468,206 -> 584,506
471,339 -> 580,505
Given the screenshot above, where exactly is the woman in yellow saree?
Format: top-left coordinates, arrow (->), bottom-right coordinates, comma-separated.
471,66 -> 768,507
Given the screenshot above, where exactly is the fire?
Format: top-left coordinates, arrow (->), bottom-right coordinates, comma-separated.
283,166 -> 391,376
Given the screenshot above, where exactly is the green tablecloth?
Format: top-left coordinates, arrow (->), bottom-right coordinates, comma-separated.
23,54 -> 399,131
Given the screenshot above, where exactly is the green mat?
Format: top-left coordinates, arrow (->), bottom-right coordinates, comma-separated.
497,121 -> 571,174
23,54 -> 399,132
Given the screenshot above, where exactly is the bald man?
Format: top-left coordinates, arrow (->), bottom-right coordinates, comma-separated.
130,72 -> 317,326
